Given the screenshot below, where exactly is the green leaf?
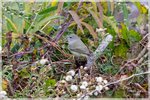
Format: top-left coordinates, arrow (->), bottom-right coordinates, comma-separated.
122,2 -> 129,25
33,15 -> 63,31
45,79 -> 56,87
129,30 -> 142,42
19,68 -> 30,78
4,16 -> 18,33
113,88 -> 125,98
11,43 -> 21,53
121,23 -> 130,46
114,42 -> 128,58
38,6 -> 57,15
134,2 -> 148,14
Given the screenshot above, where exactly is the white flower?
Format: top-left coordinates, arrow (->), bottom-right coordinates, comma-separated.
60,80 -> 66,84
96,28 -> 107,32
40,59 -> 48,65
93,91 -> 99,96
81,81 -> 88,87
70,85 -> 78,92
84,74 -> 89,77
65,75 -> 72,81
84,67 -> 88,70
77,93 -> 81,97
103,80 -> 108,84
0,91 -> 7,96
0,91 -> 7,99
67,70 -> 75,76
95,77 -> 103,83
95,85 -> 103,92
80,85 -> 86,90
104,87 -> 109,90
80,66 -> 83,69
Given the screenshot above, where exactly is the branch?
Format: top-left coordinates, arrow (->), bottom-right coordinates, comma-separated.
81,71 -> 150,98
85,34 -> 113,68
103,71 -> 150,88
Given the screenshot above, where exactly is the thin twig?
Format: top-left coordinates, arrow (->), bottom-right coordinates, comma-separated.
103,71 -> 150,88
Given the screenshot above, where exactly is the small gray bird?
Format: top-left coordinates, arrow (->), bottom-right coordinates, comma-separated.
67,34 -> 90,57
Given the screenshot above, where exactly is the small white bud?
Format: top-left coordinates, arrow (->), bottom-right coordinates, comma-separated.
80,66 -> 83,69
104,86 -> 109,90
67,70 -> 75,76
40,59 -> 48,65
84,67 -> 88,70
0,91 -> 7,95
70,85 -> 78,92
80,85 -> 86,90
81,81 -> 88,87
84,74 -> 89,77
11,13 -> 14,15
65,75 -> 72,82
103,80 -> 108,84
29,37 -> 32,42
77,93 -> 81,97
96,28 -> 107,32
95,77 -> 103,83
60,80 -> 66,84
93,91 -> 99,96
95,85 -> 103,92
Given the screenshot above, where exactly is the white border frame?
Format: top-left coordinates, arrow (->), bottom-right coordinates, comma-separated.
0,0 -> 150,99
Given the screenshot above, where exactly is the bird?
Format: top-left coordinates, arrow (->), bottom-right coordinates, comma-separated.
67,34 -> 90,57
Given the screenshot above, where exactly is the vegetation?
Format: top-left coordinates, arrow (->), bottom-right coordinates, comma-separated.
1,1 -> 149,99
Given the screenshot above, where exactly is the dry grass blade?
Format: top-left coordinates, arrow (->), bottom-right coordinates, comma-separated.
81,22 -> 98,41
84,7 -> 103,28
56,2 -> 64,15
68,10 -> 84,34
97,2 -> 103,27
110,0 -> 115,14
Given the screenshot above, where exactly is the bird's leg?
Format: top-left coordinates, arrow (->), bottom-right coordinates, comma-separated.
89,65 -> 93,80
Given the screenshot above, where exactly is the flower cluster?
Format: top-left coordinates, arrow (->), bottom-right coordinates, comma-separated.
55,67 -> 110,98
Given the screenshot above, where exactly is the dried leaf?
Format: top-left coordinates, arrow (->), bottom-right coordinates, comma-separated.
81,22 -> 98,40
84,7 -> 103,28
56,2 -> 64,15
110,0 -> 115,14
5,31 -> 13,52
68,10 -> 84,34
96,2 -> 103,27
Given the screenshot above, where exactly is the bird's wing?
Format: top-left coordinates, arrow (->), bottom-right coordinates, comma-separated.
69,41 -> 90,55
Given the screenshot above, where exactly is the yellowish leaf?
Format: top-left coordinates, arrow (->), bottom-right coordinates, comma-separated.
91,0 -> 97,13
51,0 -> 58,7
2,79 -> 8,90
